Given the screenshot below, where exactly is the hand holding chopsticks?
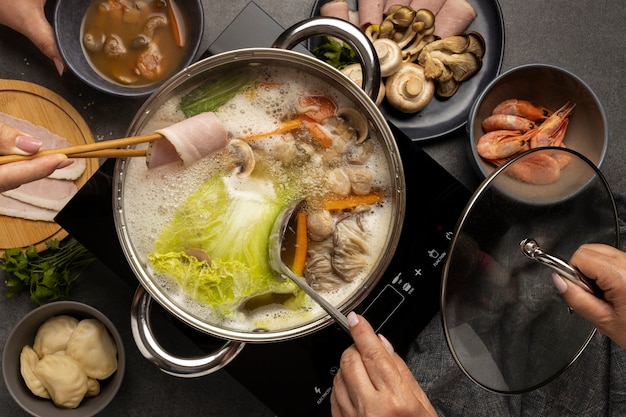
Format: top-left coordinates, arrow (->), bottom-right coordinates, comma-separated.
0,133 -> 162,165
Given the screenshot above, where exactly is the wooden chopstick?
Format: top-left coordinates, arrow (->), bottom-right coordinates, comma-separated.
66,149 -> 148,159
0,132 -> 161,164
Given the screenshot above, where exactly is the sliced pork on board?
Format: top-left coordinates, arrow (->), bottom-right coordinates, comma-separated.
0,112 -> 86,180
2,178 -> 78,212
0,194 -> 57,222
0,111 -> 87,223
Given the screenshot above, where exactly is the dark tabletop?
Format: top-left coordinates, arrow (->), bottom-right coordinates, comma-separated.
0,0 -> 625,416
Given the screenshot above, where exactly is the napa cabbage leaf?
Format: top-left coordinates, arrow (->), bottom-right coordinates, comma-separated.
148,172 -> 304,315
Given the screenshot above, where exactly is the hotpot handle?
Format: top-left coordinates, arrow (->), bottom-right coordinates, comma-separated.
272,17 -> 381,103
130,286 -> 245,378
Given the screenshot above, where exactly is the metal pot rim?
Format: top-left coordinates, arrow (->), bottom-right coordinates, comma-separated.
114,26 -> 406,344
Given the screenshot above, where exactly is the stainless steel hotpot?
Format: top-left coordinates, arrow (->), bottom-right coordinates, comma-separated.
113,17 -> 406,376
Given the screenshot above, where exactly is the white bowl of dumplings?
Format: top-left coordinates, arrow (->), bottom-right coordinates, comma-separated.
3,301 -> 125,416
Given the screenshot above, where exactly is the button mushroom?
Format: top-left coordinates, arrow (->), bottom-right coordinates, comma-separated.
225,139 -> 255,178
336,107 -> 369,144
341,63 -> 386,106
373,38 -> 403,77
385,63 -> 435,113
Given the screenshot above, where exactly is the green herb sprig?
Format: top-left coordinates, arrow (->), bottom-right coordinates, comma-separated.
1,239 -> 96,305
312,36 -> 359,70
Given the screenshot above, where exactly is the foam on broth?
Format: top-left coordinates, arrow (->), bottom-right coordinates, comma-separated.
122,65 -> 395,332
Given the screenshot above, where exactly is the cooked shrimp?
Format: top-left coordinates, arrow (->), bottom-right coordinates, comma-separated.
507,152 -> 562,185
481,114 -> 535,132
528,102 -> 575,148
492,99 -> 553,122
476,129 -> 530,160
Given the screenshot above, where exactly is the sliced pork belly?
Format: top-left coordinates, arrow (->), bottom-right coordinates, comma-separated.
434,0 -> 477,38
357,0 -> 384,29
409,0 -> 446,15
321,0 -> 350,21
385,0 -> 412,14
2,178 -> 77,212
0,112 -> 86,180
0,194 -> 57,222
147,112 -> 228,169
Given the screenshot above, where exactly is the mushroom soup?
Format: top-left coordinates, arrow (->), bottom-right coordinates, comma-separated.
122,65 -> 395,331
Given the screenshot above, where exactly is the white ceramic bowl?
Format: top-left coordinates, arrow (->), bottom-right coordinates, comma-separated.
467,64 -> 608,179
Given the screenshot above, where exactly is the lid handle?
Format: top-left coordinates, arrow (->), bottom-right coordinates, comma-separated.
519,238 -> 604,299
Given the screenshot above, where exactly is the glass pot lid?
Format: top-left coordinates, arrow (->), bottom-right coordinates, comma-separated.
442,147 -> 619,394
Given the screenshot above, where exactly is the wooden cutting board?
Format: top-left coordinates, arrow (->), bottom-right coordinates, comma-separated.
0,79 -> 98,255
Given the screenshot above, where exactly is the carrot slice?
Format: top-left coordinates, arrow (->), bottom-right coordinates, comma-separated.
167,1 -> 184,47
298,95 -> 337,122
240,119 -> 302,141
292,211 -> 308,276
302,120 -> 333,148
323,193 -> 382,211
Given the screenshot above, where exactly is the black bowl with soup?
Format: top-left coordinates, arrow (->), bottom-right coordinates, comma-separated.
54,0 -> 204,97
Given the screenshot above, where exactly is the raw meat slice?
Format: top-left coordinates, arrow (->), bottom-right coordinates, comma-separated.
409,0 -> 446,15
357,0 -> 384,29
0,112 -> 87,180
0,194 -> 56,222
147,112 -> 228,168
2,178 -> 77,212
385,0 -> 412,13
321,0 -> 350,21
433,0 -> 477,38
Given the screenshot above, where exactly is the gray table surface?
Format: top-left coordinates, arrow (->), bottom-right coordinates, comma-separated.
0,0 -> 625,416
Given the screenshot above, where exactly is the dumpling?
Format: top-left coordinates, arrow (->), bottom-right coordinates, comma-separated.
86,378 -> 100,397
33,315 -> 79,357
34,353 -> 88,409
19,345 -> 50,399
66,319 -> 117,379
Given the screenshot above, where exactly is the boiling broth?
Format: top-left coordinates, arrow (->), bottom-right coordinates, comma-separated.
122,65 -> 395,332
81,0 -> 187,87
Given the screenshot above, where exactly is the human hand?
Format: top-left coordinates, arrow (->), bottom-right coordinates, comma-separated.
0,0 -> 65,75
330,312 -> 437,417
552,244 -> 626,349
0,121 -> 71,192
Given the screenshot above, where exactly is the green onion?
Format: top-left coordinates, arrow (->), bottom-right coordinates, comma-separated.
179,69 -> 255,118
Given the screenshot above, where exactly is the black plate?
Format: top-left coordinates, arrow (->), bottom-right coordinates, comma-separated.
310,0 -> 505,141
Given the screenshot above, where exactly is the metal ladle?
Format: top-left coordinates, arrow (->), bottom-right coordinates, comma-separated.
269,200 -> 351,335
519,238 -> 604,299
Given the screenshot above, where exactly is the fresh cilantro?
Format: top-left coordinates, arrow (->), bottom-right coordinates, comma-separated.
312,36 -> 359,70
1,239 -> 96,305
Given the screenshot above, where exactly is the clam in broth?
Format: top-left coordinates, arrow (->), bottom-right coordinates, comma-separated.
122,66 -> 395,332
